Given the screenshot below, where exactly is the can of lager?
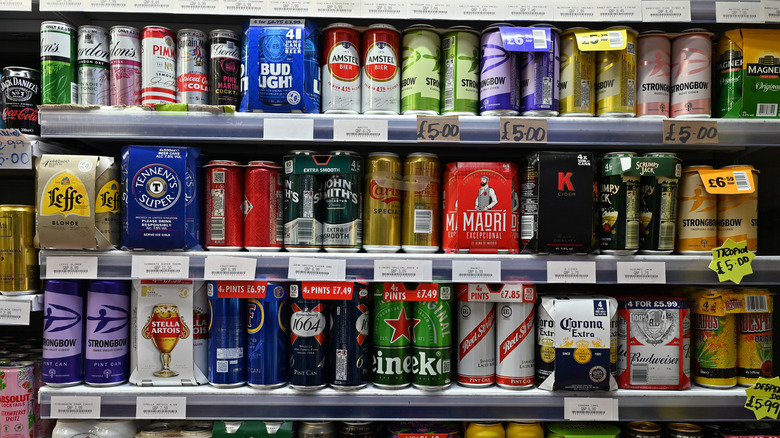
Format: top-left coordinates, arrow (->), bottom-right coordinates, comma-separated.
401,24 -> 441,115
41,21 -> 77,105
193,282 -> 209,379
321,23 -> 361,114
300,422 -> 336,438
600,152 -> 640,254
738,305 -> 773,387
717,165 -> 758,251
284,150 -> 323,252
247,282 -> 288,388
456,287 -> 495,387
716,34 -> 743,118
43,280 -> 85,387
506,422 -> 542,438
520,24 -> 560,117
2,67 -> 41,135
496,301 -> 535,389
694,294 -> 737,388
205,160 -> 244,250
639,152 -> 682,254
245,161 -> 283,251
480,24 -> 519,116
142,26 -> 176,105
466,423 -> 505,438
177,29 -> 209,105
637,31 -> 671,118
412,284 -> 452,390
666,424 -> 703,438
207,283 -> 246,388
402,153 -> 441,253
209,29 -> 241,107
441,26 -> 479,115
339,422 -> 374,438
0,205 -> 38,295
85,280 -> 130,386
596,26 -> 637,117
323,150 -> 363,252
109,26 -> 142,106
329,282 -> 370,390
676,165 -> 717,253
535,297 -> 554,384
364,152 -> 402,253
289,284 -> 328,390
671,29 -> 712,118
362,24 -> 401,114
559,28 -> 595,117
625,422 -> 662,438
372,283 -> 413,389
77,25 -> 110,106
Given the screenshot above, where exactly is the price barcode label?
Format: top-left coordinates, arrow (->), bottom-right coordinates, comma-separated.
0,0 -> 31,10
288,257 -> 346,281
547,261 -> 597,283
131,256 -> 189,279
203,256 -> 257,281
452,261 -> 502,282
0,300 -> 31,325
697,166 -> 755,194
554,4 -> 597,20
136,397 -> 186,419
506,2 -> 552,19
642,0 -> 691,21
407,0 -> 451,16
617,262 -> 666,284
265,0 -> 311,14
716,1 -> 764,22
50,396 -> 101,418
333,119 -> 388,142
46,256 -> 99,279
361,0 -> 406,16
374,260 -> 432,282
564,397 -> 619,420
220,0 -> 265,13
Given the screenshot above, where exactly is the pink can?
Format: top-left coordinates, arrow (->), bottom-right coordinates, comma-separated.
637,32 -> 671,118
0,362 -> 35,438
110,26 -> 142,106
671,29 -> 712,118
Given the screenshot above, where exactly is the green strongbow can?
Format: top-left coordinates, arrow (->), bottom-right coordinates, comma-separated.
441,27 -> 480,115
412,283 -> 452,390
372,283 -> 413,389
41,21 -> 77,105
401,24 -> 441,115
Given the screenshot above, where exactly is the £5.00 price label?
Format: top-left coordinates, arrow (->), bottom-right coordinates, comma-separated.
745,377 -> 780,419
708,238 -> 755,284
663,120 -> 718,144
500,118 -> 548,143
697,166 -> 755,194
0,129 -> 32,169
417,116 -> 461,141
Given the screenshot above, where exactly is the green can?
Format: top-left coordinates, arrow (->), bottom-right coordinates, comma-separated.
715,34 -> 743,118
412,284 -> 452,390
372,283 -> 413,389
600,152 -> 640,255
441,26 -> 480,115
401,24 -> 441,115
639,152 -> 682,254
283,150 -> 323,252
40,21 -> 77,105
323,150 -> 363,253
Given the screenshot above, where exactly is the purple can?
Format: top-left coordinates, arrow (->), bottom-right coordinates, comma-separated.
42,280 -> 85,387
480,23 -> 519,116
85,280 -> 130,386
520,25 -> 560,116
110,26 -> 142,106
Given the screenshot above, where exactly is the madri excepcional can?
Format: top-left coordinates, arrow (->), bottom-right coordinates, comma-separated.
637,31 -> 671,118
205,160 -> 244,250
177,28 -> 209,105
364,152 -> 402,253
141,26 -> 176,105
401,24 -> 441,115
402,153 -> 441,253
109,26 -> 142,106
676,165 -> 717,253
671,29 -> 712,118
41,21 -> 77,105
245,161 -> 283,251
209,29 -> 241,107
559,28 -> 595,117
596,26 -> 637,117
77,25 -> 110,106
322,23 -> 361,114
441,26 -> 480,115
361,24 -> 401,114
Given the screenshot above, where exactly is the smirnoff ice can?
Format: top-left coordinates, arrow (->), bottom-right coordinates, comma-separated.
110,26 -> 142,106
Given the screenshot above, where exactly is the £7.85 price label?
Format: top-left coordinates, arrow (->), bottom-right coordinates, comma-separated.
663,120 -> 718,144
745,377 -> 780,419
417,116 -> 460,141
499,118 -> 547,143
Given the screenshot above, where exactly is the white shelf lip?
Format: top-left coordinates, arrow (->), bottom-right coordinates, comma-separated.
0,293 -> 43,311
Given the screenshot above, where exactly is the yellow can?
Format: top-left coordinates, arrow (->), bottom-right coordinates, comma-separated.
676,165 -> 717,253
694,290 -> 737,388
401,152 -> 441,253
559,28 -> 595,117
0,205 -> 38,295
363,152 -> 402,253
737,290 -> 773,386
717,165 -> 758,251
507,422 -> 543,438
466,423 -> 505,438
596,26 -> 638,117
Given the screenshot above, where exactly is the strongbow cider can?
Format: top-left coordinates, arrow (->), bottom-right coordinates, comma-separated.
209,29 -> 241,107
289,283 -> 327,390
321,23 -> 361,114
671,29 -> 712,118
362,24 -> 401,114
401,24 -> 441,115
402,153 -> 441,253
244,161 -> 283,251
204,160 -> 244,250
77,25 -> 110,106
141,26 -> 176,106
441,27 -> 480,115
480,24 -> 518,116
596,26 -> 637,117
637,32 -> 671,118
559,28 -> 595,117
177,29 -> 209,105
43,280 -> 85,387
85,280 -> 130,387
716,165 -> 758,251
364,152 -> 402,253
372,283 -> 413,389
520,24 -> 560,117
41,21 -> 77,105
109,26 -> 142,106
676,165 -> 717,253
247,282 -> 288,388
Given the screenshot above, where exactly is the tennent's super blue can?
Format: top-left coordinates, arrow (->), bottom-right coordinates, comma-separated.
207,282 -> 246,387
480,24 -> 519,116
329,282 -> 370,390
43,280 -> 85,387
520,24 -> 561,117
248,282 -> 289,388
289,283 -> 328,390
85,280 -> 130,386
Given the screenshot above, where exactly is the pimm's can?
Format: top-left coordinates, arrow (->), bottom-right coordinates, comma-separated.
205,160 -> 244,251
141,26 -> 176,106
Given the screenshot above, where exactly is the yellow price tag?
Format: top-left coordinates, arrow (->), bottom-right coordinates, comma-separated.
745,377 -> 780,420
574,29 -> 627,51
698,167 -> 755,195
708,238 -> 755,284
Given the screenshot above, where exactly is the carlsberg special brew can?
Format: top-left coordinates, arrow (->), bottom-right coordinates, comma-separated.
441,27 -> 479,115
401,24 -> 441,115
41,21 -> 78,105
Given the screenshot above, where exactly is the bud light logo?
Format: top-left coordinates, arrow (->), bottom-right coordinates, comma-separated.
132,164 -> 181,212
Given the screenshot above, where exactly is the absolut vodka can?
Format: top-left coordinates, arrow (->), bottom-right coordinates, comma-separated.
109,26 -> 142,106
209,29 -> 241,107
480,24 -> 519,116
77,25 -> 110,106
177,29 -> 209,105
141,26 -> 176,105
85,280 -> 130,387
43,280 -> 85,387
520,24 -> 560,116
41,21 -> 77,104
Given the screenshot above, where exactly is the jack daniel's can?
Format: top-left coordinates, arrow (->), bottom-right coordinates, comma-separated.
1,67 -> 40,135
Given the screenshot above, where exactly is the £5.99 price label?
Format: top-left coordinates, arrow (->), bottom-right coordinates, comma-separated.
745,377 -> 780,419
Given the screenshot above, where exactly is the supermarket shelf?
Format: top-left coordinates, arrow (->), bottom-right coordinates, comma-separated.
39,383 -> 754,421
0,293 -> 43,310
38,250 -> 780,284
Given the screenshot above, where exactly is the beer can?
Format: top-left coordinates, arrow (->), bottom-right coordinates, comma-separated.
456,289 -> 495,387
1,67 -> 40,135
694,302 -> 737,388
677,165 -> 717,253
41,21 -> 77,105
300,422 -> 336,438
625,422 -> 662,438
0,205 -> 38,295
53,420 -> 96,438
109,26 -> 142,106
245,161 -> 283,251
42,280 -> 85,387
466,423 -> 505,438
372,283 -> 413,389
247,282 -> 288,388
535,297 -> 554,384
134,422 -> 178,437
329,282 -> 370,389
142,26 -> 176,106
207,283 -> 246,388
717,165 -> 758,252
639,152 -> 682,254
304,24 -> 322,112
321,23 -> 361,114
77,25 -> 110,106
600,152 -> 640,254
520,24 -> 560,117
361,24 -> 401,114
402,153 -> 441,253
441,26 -> 480,115
289,284 -> 328,390
181,423 -> 213,438
480,24 -> 519,116
559,28 -> 595,117
671,29 -> 712,118
209,29 -> 241,107
401,24 -> 441,115
0,361 -> 35,438
412,285 -> 452,390
738,309 -> 772,386
716,33 -> 743,118
323,150 -> 363,252
363,152 -> 402,253
193,281 -> 210,379
204,160 -> 244,250
284,150 -> 323,252
596,26 -> 637,117
506,422 -> 542,438
177,29 -> 208,105
667,424 -> 703,438
339,422 -> 373,438
496,301 -> 535,389
92,420 -> 137,438
85,280 -> 130,386
637,31 -> 671,118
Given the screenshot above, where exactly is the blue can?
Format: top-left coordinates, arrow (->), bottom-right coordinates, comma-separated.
247,282 -> 289,388
480,24 -> 519,116
289,284 -> 328,390
329,282 -> 370,390
207,282 -> 246,387
85,280 -> 130,386
304,28 -> 321,111
520,24 -> 561,116
43,280 -> 85,387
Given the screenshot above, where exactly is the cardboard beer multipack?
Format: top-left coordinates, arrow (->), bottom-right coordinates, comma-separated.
212,421 -> 293,438
35,154 -> 120,250
719,29 -> 780,118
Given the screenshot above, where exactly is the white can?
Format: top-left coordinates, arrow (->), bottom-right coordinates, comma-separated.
110,26 -> 142,106
193,281 -> 209,379
176,28 -> 209,105
496,302 -> 535,389
141,26 -> 176,106
322,23 -> 361,114
671,29 -> 712,118
456,300 -> 496,387
77,25 -> 110,106
53,420 -> 97,438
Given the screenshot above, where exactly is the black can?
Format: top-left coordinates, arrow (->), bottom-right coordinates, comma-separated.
625,422 -> 662,438
209,29 -> 241,107
289,283 -> 328,390
329,282 -> 370,390
1,67 -> 40,135
339,422 -> 374,438
666,423 -> 703,438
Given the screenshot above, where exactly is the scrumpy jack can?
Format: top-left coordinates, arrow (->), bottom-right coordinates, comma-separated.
480,24 -> 518,116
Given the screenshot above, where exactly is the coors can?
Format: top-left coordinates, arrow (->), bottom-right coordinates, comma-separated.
110,26 -> 142,106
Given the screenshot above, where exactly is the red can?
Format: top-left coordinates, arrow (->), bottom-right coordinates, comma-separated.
322,23 -> 361,114
244,160 -> 283,251
205,160 -> 244,250
361,24 -> 401,114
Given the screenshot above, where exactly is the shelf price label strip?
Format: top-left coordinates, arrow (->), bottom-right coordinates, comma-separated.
0,300 -> 31,325
288,257 -> 347,281
46,256 -> 99,279
616,262 -> 666,284
203,256 -> 257,281
50,396 -> 101,418
564,397 -> 619,421
452,260 -> 502,283
374,259 -> 433,282
136,396 -> 187,419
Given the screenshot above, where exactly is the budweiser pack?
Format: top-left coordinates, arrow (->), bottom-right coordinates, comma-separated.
443,162 -> 520,253
35,155 -> 120,249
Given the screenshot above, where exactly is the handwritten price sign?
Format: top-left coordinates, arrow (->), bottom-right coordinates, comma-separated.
417,116 -> 460,141
745,377 -> 780,419
0,129 -> 32,169
708,238 -> 755,284
500,118 -> 547,143
663,120 -> 718,144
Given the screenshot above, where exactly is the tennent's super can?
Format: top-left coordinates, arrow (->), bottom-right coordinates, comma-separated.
109,26 -> 142,106
205,160 -> 244,250
77,25 -> 110,106
600,152 -> 640,254
363,153 -> 402,253
596,26 -> 637,117
85,280 -> 130,386
41,21 -> 77,105
43,280 -> 85,387
520,24 -> 560,117
480,24 -> 519,116
637,31 -> 671,118
402,153 -> 441,253
248,282 -> 288,388
671,29 -> 712,118
401,24 -> 441,115
412,285 -> 452,390
329,282 -> 370,389
441,26 -> 480,115
322,23 -> 361,114
0,205 -> 38,295
372,283 -> 413,389
245,161 -> 283,251
177,29 -> 209,105
717,165 -> 758,251
323,150 -> 363,252
362,24 -> 401,114
142,26 -> 176,105
209,29 -> 241,107
289,284 -> 328,390
676,165 -> 717,253
559,28 -> 594,117
207,283 -> 246,387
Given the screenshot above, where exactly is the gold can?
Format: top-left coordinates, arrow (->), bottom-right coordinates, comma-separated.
694,290 -> 737,388
676,165 -> 717,253
596,26 -> 638,117
466,423 -> 505,438
666,424 -> 703,438
506,422 -> 543,438
717,165 -> 758,251
737,290 -> 773,386
364,152 -> 402,253
401,152 -> 440,253
560,28 -> 595,117
625,422 -> 662,438
0,205 -> 38,295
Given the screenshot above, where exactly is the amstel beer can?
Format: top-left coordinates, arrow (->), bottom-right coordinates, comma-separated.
207,283 -> 246,387
372,283 -> 413,389
284,150 -> 323,251
559,28 -> 595,117
289,284 -> 328,390
329,282 -> 370,389
1,67 -> 41,135
321,23 -> 361,114
480,24 -> 519,116
596,26 -> 637,117
248,282 -> 288,388
456,287 -> 495,387
466,423 -> 505,438
402,153 -> 441,253
496,301 -> 535,389
671,29 -> 712,118
177,29 -> 208,105
738,309 -> 773,386
85,280 -> 130,386
401,24 -> 441,115
412,285 -> 452,390
364,152 -> 402,253
600,152 -> 640,254
43,280 -> 85,387
362,24 -> 401,114
77,25 -> 110,106
41,21 -> 77,105
142,26 -> 176,105
323,150 -> 363,252
639,152 -> 682,254
245,161 -> 283,251
717,165 -> 758,251
0,205 -> 38,295
109,26 -> 142,106
694,302 -> 737,388
520,24 -> 560,117
506,422 -> 543,438
676,165 -> 717,253
716,34 -> 743,118
637,31 -> 671,118
441,26 -> 480,115
209,29 -> 241,107
205,160 -> 244,250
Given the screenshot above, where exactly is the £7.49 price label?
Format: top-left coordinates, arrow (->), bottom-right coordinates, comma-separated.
383,283 -> 441,301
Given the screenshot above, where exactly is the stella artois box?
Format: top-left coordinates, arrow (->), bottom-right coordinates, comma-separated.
130,279 -> 208,386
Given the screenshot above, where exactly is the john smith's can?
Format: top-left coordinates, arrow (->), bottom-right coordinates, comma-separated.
1,68 -> 40,135
329,282 -> 370,389
323,150 -> 363,253
43,280 -> 85,387
456,292 -> 496,387
676,165 -> 717,253
401,24 -> 441,115
142,26 -> 176,105
671,29 -> 712,118
321,23 -> 361,114
109,26 -> 142,106
600,152 -> 640,254
284,150 -> 323,251
209,29 -> 241,107
362,24 -> 401,114
85,280 -> 130,386
520,24 -> 560,117
289,284 -> 328,390
441,26 -> 480,115
363,152 -> 402,253
204,160 -> 244,250
637,31 -> 671,118
694,300 -> 737,388
639,152 -> 681,254
248,282 -> 288,388
0,205 -> 38,295
372,283 -> 413,389
41,21 -> 77,105
77,25 -> 110,106
245,161 -> 283,251
480,24 -> 519,116
716,165 -> 758,251
559,28 -> 595,117
207,282 -> 246,387
177,29 -> 209,105
402,153 -> 441,253
412,285 -> 452,390
596,26 -> 637,117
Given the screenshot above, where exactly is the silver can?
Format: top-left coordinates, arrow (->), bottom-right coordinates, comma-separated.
77,25 -> 110,106
109,26 -> 142,106
53,420 -> 96,438
456,300 -> 496,388
92,420 -> 138,438
496,301 -> 535,389
299,422 -> 337,438
176,28 -> 209,104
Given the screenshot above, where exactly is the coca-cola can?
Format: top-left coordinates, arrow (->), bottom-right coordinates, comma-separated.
244,160 -> 283,251
209,29 -> 241,107
671,29 -> 712,118
177,28 -> 209,105
205,160 -> 244,250
1,67 -> 40,135
637,31 -> 671,118
141,26 -> 176,105
77,25 -> 110,105
110,26 -> 142,106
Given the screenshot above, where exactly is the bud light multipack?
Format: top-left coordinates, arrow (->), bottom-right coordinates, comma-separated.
240,19 -> 321,113
121,146 -> 203,250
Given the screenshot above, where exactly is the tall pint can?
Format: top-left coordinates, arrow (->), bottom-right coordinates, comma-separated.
41,21 -> 77,104
110,26 -> 142,106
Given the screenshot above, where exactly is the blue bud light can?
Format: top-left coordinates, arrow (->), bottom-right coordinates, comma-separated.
289,283 -> 328,390
329,282 -> 370,390
43,280 -> 85,387
480,23 -> 519,116
258,26 -> 291,106
85,280 -> 130,386
207,282 -> 246,387
304,27 -> 321,111
520,24 -> 561,117
248,282 -> 289,388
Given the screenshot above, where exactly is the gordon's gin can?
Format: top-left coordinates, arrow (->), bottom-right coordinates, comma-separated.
142,26 -> 176,105
209,29 -> 241,107
637,32 -> 671,118
480,24 -> 519,116
456,284 -> 496,387
177,29 -> 209,105
361,24 -> 401,114
77,25 -> 110,106
670,29 -> 712,118
322,23 -> 361,114
244,161 -> 283,251
205,160 -> 244,250
110,26 -> 142,106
